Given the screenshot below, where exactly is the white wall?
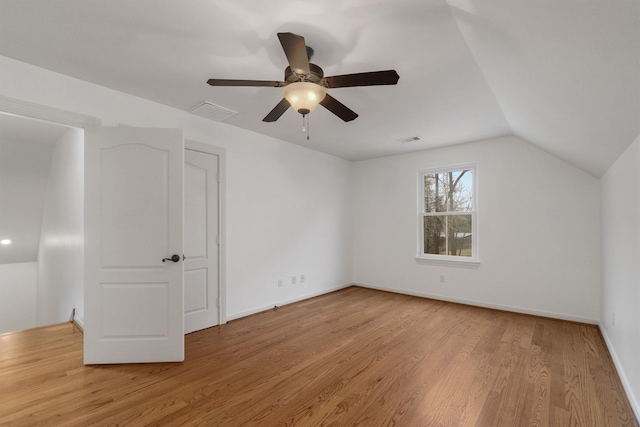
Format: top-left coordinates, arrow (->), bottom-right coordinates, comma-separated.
0,55 -> 353,320
36,128 -> 85,326
600,134 -> 640,417
226,140 -> 353,318
0,262 -> 37,334
353,135 -> 601,322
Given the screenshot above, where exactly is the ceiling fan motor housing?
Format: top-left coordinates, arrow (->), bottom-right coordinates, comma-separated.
285,63 -> 325,85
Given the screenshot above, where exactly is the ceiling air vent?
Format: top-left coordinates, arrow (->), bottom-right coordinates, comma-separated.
189,101 -> 238,122
399,136 -> 421,143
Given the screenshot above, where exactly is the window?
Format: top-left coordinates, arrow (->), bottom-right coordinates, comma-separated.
417,164 -> 478,264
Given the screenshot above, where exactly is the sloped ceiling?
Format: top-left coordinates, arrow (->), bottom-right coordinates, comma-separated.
0,0 -> 638,177
0,114 -> 65,264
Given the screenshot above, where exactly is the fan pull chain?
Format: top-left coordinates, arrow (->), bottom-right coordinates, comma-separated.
302,114 -> 310,140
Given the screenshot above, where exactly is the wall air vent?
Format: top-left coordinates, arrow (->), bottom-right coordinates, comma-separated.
189,101 -> 238,122
399,136 -> 421,143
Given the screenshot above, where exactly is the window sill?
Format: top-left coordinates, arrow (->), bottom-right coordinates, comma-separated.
414,256 -> 480,268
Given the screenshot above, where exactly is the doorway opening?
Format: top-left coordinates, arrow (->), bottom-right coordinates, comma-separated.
0,97 -> 227,363
0,112 -> 83,334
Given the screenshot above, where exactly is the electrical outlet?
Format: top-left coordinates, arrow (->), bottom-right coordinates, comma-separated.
439,275 -> 446,283
278,278 -> 283,288
292,276 -> 296,285
300,274 -> 305,283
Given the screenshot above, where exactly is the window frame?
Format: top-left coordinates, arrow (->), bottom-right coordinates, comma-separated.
416,163 -> 479,266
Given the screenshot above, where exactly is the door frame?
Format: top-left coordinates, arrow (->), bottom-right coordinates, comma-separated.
0,95 -> 101,131
185,140 -> 227,325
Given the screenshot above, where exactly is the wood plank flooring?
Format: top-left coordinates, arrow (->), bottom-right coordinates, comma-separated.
0,286 -> 637,426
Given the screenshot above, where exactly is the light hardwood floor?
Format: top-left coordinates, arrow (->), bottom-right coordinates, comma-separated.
0,286 -> 637,426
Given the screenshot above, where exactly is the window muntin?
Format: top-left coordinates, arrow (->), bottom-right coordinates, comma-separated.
418,166 -> 477,262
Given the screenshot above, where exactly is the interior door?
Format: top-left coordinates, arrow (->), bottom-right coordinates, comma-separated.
84,126 -> 184,364
184,149 -> 219,334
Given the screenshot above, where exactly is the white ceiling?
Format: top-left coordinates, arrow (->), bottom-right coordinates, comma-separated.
0,0 -> 638,177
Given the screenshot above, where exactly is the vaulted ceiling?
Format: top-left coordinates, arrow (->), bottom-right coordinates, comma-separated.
0,0 -> 638,177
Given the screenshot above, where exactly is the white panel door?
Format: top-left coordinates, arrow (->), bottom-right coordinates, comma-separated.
84,126 -> 184,364
184,149 -> 219,334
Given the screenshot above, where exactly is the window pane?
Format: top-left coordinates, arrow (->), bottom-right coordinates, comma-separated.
423,216 -> 446,255
449,170 -> 473,212
423,214 -> 472,257
423,170 -> 473,213
447,214 -> 472,257
423,174 -> 440,213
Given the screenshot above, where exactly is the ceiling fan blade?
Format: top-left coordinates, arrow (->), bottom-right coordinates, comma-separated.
320,94 -> 358,122
324,70 -> 399,88
263,98 -> 291,122
207,79 -> 284,87
277,32 -> 310,75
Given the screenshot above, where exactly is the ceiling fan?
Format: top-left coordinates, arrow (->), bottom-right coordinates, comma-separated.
206,32 -> 400,123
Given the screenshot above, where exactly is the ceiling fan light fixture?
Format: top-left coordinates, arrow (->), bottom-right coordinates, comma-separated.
283,82 -> 326,115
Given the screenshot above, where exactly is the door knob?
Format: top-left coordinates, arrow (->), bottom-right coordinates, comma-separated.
162,254 -> 181,263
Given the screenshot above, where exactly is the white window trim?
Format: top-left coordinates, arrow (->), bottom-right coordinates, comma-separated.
415,163 -> 479,266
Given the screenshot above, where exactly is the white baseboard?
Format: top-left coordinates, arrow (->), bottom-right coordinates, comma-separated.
73,314 -> 85,332
599,325 -> 640,423
353,282 -> 599,324
226,283 -> 352,321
